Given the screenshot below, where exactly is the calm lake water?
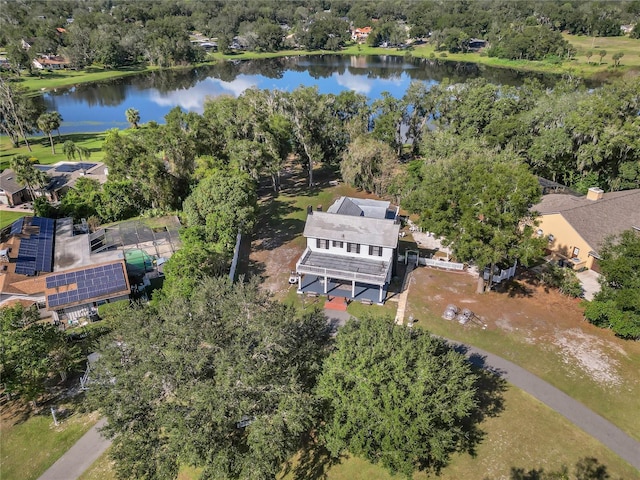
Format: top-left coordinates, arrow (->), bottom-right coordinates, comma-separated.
43,55 -> 558,133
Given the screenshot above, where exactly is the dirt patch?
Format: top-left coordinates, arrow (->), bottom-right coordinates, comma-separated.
407,267 -> 637,388
552,329 -> 623,387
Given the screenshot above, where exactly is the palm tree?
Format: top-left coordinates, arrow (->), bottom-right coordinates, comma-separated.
598,49 -> 607,65
63,140 -> 91,162
51,111 -> 63,140
10,155 -> 47,201
125,108 -> 140,129
37,112 -> 62,154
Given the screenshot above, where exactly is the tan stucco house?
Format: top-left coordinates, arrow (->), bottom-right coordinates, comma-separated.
533,187 -> 640,272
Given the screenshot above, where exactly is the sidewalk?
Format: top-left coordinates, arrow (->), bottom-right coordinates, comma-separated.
38,418 -> 111,480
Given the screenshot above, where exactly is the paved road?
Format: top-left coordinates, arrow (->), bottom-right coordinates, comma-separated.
453,341 -> 640,471
38,418 -> 111,480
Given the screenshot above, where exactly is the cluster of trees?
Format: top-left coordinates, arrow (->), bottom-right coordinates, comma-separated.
86,279 -> 489,479
2,0 -> 638,69
584,230 -> 640,339
0,304 -> 83,405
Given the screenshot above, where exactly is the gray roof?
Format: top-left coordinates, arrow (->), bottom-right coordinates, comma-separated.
0,169 -> 27,194
534,189 -> 640,252
304,211 -> 400,248
327,196 -> 393,219
299,249 -> 390,279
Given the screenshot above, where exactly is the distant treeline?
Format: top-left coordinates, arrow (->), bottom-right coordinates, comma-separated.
1,0 -> 638,69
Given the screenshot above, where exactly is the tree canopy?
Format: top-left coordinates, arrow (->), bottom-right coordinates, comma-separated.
317,315 -> 480,478
87,277 -> 332,480
402,140 -> 544,288
584,230 -> 640,339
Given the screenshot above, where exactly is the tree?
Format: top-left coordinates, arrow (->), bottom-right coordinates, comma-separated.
63,140 -> 91,162
317,315 -> 479,478
0,76 -> 44,150
10,155 -> 49,201
402,145 -> 544,291
340,136 -> 398,195
182,168 -> 258,253
612,51 -> 624,67
584,230 -> 640,339
37,112 -> 62,154
87,278 -> 331,480
125,108 -> 140,129
598,49 -> 607,65
1,304 -> 82,405
586,50 -> 593,64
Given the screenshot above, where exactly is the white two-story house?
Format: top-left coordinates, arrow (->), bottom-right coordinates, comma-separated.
295,197 -> 400,304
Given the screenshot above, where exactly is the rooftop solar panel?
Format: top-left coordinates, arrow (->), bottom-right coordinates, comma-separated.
55,162 -> 97,173
10,217 -> 24,235
34,165 -> 53,171
46,262 -> 129,308
14,217 -> 55,275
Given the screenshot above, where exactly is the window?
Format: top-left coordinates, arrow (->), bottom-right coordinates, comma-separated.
332,240 -> 344,248
347,243 -> 360,254
369,245 -> 382,257
316,239 -> 329,249
572,247 -> 580,258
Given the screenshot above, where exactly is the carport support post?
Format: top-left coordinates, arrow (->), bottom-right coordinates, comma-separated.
323,273 -> 328,294
352,280 -> 355,298
379,285 -> 383,303
298,274 -> 302,290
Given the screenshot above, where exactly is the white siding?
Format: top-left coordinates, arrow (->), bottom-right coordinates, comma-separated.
307,237 -> 394,262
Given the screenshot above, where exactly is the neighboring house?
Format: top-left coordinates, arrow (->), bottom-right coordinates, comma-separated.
533,187 -> 640,272
2,215 -> 181,324
468,38 -> 487,50
0,170 -> 30,206
33,55 -> 70,70
621,24 -> 635,34
41,161 -> 108,201
295,196 -> 400,304
351,27 -> 372,42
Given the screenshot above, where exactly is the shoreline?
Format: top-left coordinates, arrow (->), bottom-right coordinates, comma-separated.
13,35 -> 640,95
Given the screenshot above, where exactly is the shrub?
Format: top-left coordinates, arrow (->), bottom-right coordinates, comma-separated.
540,263 -> 582,298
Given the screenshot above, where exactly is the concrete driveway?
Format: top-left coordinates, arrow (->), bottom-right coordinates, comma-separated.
576,269 -> 602,301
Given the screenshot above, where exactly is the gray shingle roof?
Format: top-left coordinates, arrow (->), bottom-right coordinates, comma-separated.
0,169 -> 27,195
304,211 -> 400,248
534,189 -> 640,253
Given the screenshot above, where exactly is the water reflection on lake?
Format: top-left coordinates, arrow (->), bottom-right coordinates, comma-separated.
44,55 -> 558,133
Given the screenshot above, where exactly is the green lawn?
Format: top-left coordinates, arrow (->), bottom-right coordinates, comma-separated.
0,400 -> 100,480
0,210 -> 28,229
1,132 -> 106,171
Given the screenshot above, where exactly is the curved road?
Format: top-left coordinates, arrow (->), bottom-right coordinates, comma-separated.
453,341 -> 640,471
39,317 -> 640,479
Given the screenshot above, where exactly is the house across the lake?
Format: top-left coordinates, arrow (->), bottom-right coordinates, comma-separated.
295,196 -> 400,304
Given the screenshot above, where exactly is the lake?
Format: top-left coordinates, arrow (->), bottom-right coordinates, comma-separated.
43,55 -> 558,133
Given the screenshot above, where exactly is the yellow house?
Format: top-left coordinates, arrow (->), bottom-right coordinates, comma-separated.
533,187 -> 640,272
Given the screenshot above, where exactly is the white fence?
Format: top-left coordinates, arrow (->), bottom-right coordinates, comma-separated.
398,253 -> 465,271
483,262 -> 517,284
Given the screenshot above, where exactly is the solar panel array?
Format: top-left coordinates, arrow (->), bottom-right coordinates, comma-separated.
15,217 -> 54,276
10,217 -> 24,235
46,262 -> 128,308
56,163 -> 97,173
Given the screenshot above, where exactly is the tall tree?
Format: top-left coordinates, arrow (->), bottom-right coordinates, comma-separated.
0,76 -> 43,150
584,230 -> 640,339
317,315 -> 480,478
87,278 -> 331,480
125,108 -> 140,129
37,112 -> 62,154
10,155 -> 49,201
340,136 -> 398,195
403,144 -> 544,291
63,140 -> 91,162
1,304 -> 82,406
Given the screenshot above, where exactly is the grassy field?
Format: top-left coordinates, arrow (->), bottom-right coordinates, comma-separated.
0,398 -> 100,480
1,132 -> 106,171
13,65 -> 158,94
0,210 -> 28,229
